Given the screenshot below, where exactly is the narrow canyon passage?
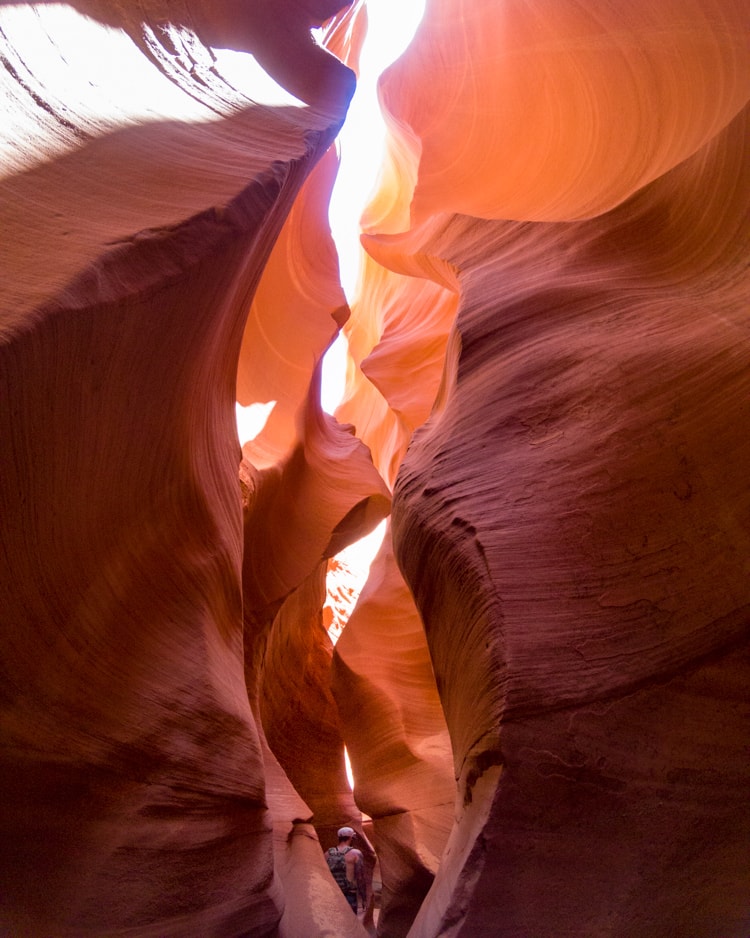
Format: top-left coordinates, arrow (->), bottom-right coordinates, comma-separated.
0,2 -> 749,937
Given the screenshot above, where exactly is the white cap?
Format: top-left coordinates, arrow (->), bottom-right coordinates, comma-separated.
337,826 -> 356,838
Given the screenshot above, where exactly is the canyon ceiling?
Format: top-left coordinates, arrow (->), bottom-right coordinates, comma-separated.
1,1 -> 749,936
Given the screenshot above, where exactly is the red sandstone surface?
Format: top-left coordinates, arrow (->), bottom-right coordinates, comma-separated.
1,1 -> 748,936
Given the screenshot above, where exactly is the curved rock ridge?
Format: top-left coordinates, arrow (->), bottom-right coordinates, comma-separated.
318,0 -> 369,78
240,373 -> 391,634
365,73 -> 749,938
2,0 -> 750,936
257,560 -> 379,936
334,252 -> 458,489
0,1 -> 370,935
259,564 -> 359,840
330,2 -> 750,935
380,0 -> 750,223
236,146 -> 350,470
238,366 -> 390,929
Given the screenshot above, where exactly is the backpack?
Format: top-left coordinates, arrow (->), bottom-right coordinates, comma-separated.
326,846 -> 354,893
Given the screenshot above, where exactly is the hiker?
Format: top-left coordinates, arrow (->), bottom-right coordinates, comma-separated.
325,826 -> 367,913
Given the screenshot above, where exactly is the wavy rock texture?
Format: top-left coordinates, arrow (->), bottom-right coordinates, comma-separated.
333,525 -> 455,936
385,0 -> 750,223
0,1 -> 382,935
236,146 -> 350,469
345,2 -> 749,935
2,0 -> 750,937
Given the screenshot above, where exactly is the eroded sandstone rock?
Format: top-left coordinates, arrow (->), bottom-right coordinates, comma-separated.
376,71 -> 750,938
2,0 -> 749,936
0,2 -> 363,935
333,524 -> 455,936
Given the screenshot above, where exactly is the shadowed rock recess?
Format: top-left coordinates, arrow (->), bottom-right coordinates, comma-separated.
1,1 -> 748,936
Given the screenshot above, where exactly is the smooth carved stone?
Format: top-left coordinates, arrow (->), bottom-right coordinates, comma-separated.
384,105 -> 750,937
258,564 -> 377,934
380,0 -> 750,223
240,378 -> 391,642
335,252 -> 458,489
333,525 -> 455,936
275,822 -> 371,938
239,375 -> 389,932
260,562 -> 362,841
2,0 -> 749,934
237,146 -> 351,470
0,2 -> 356,935
260,723 -> 370,937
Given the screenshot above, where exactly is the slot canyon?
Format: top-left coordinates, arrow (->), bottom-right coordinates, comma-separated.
1,0 -> 749,935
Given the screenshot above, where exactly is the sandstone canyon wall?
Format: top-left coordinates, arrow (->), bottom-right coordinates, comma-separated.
1,1 -> 749,937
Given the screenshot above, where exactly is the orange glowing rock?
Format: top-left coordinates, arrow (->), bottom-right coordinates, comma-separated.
333,524 -> 455,935
1,0 -> 749,935
381,0 -> 750,222
373,93 -> 750,938
237,145 -> 350,469
0,0 -> 360,934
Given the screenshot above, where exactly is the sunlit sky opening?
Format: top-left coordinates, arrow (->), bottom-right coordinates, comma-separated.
327,0 -> 425,303
320,0 -> 425,417
324,519 -> 387,644
344,745 -> 355,789
235,400 -> 276,444
320,2 -> 423,618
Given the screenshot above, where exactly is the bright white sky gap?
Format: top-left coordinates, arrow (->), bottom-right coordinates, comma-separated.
321,0 -> 425,415
319,2 -> 425,619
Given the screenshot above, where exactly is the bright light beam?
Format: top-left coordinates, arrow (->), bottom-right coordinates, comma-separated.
328,0 -> 426,303
344,745 -> 355,789
321,0 -> 425,417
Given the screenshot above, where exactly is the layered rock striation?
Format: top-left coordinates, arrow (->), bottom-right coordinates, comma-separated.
352,2 -> 750,934
1,0 -> 749,936
0,2 -> 379,936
